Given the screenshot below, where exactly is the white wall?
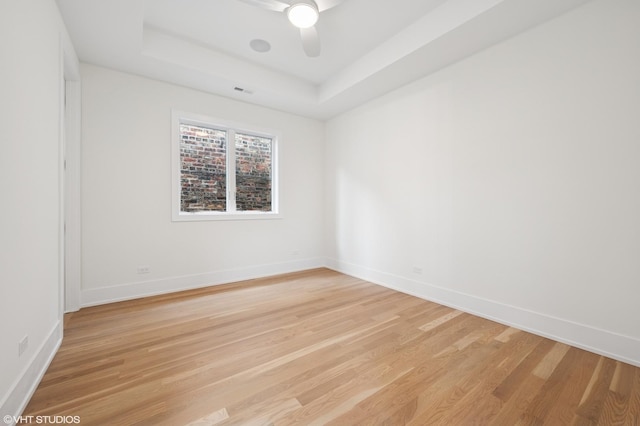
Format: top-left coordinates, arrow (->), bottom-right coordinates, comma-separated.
80,65 -> 325,305
0,0 -> 75,419
325,0 -> 640,365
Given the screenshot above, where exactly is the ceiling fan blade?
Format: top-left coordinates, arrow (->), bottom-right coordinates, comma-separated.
314,0 -> 343,12
236,0 -> 290,12
300,26 -> 320,57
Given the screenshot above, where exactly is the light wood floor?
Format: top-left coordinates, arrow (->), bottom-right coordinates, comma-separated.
24,268 -> 640,425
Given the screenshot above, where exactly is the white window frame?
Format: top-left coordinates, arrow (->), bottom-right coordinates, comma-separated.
171,110 -> 281,221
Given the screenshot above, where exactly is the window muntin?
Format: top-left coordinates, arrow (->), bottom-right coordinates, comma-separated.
172,111 -> 279,221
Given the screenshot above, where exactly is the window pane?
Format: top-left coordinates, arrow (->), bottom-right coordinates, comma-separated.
235,133 -> 272,212
179,124 -> 226,212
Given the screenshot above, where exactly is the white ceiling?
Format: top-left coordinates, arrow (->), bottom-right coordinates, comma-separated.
56,0 -> 591,120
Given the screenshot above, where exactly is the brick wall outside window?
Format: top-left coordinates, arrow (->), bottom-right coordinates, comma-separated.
235,133 -> 272,212
180,125 -> 227,212
179,125 -> 272,213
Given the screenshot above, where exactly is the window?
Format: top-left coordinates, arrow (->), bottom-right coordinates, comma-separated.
172,110 -> 279,221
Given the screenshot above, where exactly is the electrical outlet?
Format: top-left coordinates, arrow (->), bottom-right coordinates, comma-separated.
137,266 -> 150,274
412,266 -> 423,275
19,335 -> 28,357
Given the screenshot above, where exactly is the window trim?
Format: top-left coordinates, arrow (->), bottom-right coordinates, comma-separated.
171,110 -> 281,222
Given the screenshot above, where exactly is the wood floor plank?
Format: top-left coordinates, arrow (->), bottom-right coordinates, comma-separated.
538,349 -> 600,424
575,356 -> 618,424
492,338 -> 555,402
408,332 -> 542,425
532,342 -> 571,380
625,368 -> 640,425
520,346 -> 587,424
21,268 -> 640,425
590,360 -> 637,426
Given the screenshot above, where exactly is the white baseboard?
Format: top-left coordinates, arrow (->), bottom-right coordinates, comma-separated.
325,258 -> 640,368
0,321 -> 62,426
81,257 -> 325,307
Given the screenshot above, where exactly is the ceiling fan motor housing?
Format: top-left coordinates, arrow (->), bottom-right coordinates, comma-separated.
287,0 -> 319,28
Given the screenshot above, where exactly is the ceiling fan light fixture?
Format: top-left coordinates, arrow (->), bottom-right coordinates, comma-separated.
287,0 -> 319,29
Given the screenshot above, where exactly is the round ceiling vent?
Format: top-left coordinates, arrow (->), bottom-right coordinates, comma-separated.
250,39 -> 271,53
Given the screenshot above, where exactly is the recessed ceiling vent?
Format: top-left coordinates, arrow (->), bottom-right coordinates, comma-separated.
250,39 -> 271,53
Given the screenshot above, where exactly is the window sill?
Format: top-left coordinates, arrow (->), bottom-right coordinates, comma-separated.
172,211 -> 282,222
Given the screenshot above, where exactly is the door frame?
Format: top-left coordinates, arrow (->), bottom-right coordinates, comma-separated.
62,35 -> 81,313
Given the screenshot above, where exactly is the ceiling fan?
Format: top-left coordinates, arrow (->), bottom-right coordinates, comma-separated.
237,0 -> 343,57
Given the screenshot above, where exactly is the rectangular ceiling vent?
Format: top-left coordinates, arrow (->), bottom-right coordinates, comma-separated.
233,86 -> 253,95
